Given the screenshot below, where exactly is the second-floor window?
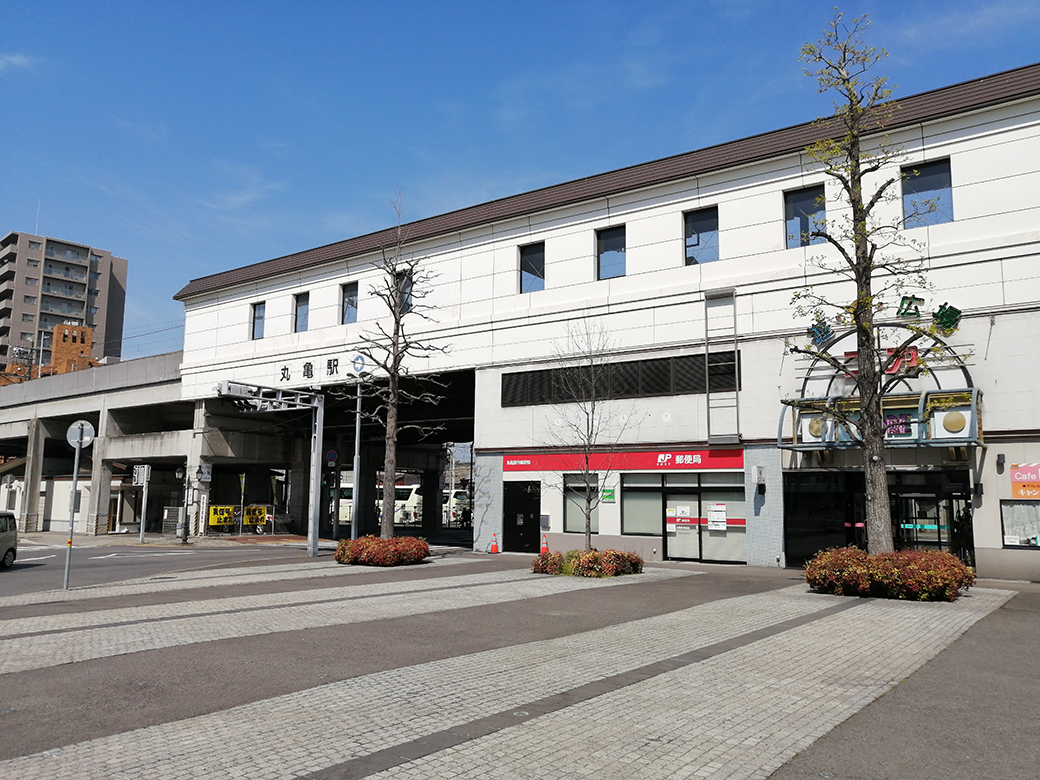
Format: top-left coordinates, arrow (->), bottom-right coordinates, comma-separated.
902,159 -> 953,227
294,292 -> 309,333
395,271 -> 413,315
684,207 -> 720,265
597,225 -> 626,280
785,186 -> 826,249
342,282 -> 358,324
251,302 -> 265,340
520,242 -> 545,293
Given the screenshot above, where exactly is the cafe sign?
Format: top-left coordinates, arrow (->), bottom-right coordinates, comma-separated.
1011,464 -> 1040,499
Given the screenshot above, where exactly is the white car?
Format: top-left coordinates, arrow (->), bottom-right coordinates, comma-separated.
0,511 -> 17,569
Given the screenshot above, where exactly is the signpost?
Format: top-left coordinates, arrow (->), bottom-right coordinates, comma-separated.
64,420 -> 95,590
133,464 -> 152,544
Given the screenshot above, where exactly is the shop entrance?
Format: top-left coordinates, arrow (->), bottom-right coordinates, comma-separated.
503,480 -> 540,553
783,469 -> 974,566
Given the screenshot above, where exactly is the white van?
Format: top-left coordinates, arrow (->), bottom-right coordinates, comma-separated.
0,511 -> 17,569
336,485 -> 423,526
442,490 -> 471,526
389,485 -> 422,525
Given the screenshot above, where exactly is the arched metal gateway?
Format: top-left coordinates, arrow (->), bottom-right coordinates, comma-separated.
778,323 -> 980,566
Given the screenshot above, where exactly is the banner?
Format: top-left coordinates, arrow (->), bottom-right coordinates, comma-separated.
503,449 -> 743,472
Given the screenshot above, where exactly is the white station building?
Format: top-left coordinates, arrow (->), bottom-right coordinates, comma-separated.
2,62 -> 1039,580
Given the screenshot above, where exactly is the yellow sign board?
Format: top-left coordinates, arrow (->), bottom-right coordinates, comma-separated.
208,505 -> 236,526
243,505 -> 269,525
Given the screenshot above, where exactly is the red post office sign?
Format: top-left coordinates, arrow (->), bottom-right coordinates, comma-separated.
503,449 -> 743,472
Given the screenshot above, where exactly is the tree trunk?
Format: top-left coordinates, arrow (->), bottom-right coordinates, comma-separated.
856,317 -> 895,554
584,481 -> 593,553
380,373 -> 398,539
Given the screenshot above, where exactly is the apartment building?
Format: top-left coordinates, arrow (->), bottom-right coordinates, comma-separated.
0,232 -> 127,369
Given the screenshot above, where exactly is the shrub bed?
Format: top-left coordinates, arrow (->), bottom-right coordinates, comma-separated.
531,548 -> 643,578
335,535 -> 429,567
804,547 -> 975,601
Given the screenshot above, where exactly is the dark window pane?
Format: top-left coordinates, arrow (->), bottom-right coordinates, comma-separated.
902,160 -> 953,227
611,362 -> 640,398
342,282 -> 358,324
785,186 -> 826,249
597,225 -> 626,280
252,302 -> 265,340
641,358 -> 672,395
528,369 -> 554,405
674,355 -> 706,394
501,373 -> 528,407
708,351 -> 740,392
294,293 -> 309,333
520,243 -> 545,293
684,207 -> 720,264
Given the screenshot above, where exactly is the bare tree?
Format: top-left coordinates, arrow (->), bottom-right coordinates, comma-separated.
357,194 -> 447,538
784,11 -> 946,554
546,315 -> 638,552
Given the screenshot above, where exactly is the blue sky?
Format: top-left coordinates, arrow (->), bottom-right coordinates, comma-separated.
3,1 -> 1039,358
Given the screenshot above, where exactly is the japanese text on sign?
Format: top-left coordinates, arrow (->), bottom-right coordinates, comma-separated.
208,505 -> 235,526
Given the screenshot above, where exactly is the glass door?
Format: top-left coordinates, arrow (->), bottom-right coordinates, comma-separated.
665,493 -> 700,559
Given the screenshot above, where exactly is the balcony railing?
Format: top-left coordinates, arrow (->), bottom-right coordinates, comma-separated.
39,299 -> 85,316
43,265 -> 88,283
41,285 -> 86,301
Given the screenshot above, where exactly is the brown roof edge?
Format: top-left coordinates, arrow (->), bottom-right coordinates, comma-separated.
174,61 -> 1040,302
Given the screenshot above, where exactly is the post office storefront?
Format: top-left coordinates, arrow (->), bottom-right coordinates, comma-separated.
502,448 -> 747,563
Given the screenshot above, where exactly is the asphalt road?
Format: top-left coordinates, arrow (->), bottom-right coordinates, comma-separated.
2,540 -> 324,596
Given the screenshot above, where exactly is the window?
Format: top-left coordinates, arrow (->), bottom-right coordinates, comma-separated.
23,295 -> 36,305
251,302 -> 265,340
596,225 -> 626,280
21,313 -> 34,322
294,292 -> 309,333
89,289 -> 100,297
396,271 -> 413,315
684,207 -> 720,264
28,240 -> 41,250
564,474 -> 599,533
519,242 -> 545,293
25,277 -> 38,287
341,282 -> 358,324
621,490 -> 661,535
785,185 -> 826,249
903,159 -> 953,227
20,332 -> 32,342
26,259 -> 39,268
1000,501 -> 1040,548
500,350 -> 740,407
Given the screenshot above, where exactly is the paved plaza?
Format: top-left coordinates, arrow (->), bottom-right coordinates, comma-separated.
0,545 -> 1036,780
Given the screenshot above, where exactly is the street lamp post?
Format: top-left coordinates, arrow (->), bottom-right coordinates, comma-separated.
352,376 -> 364,540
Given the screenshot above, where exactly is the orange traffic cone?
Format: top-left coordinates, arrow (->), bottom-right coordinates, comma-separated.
490,533 -> 500,554
540,534 -> 548,554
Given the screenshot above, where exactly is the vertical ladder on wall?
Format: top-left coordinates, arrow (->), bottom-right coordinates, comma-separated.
704,288 -> 740,444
